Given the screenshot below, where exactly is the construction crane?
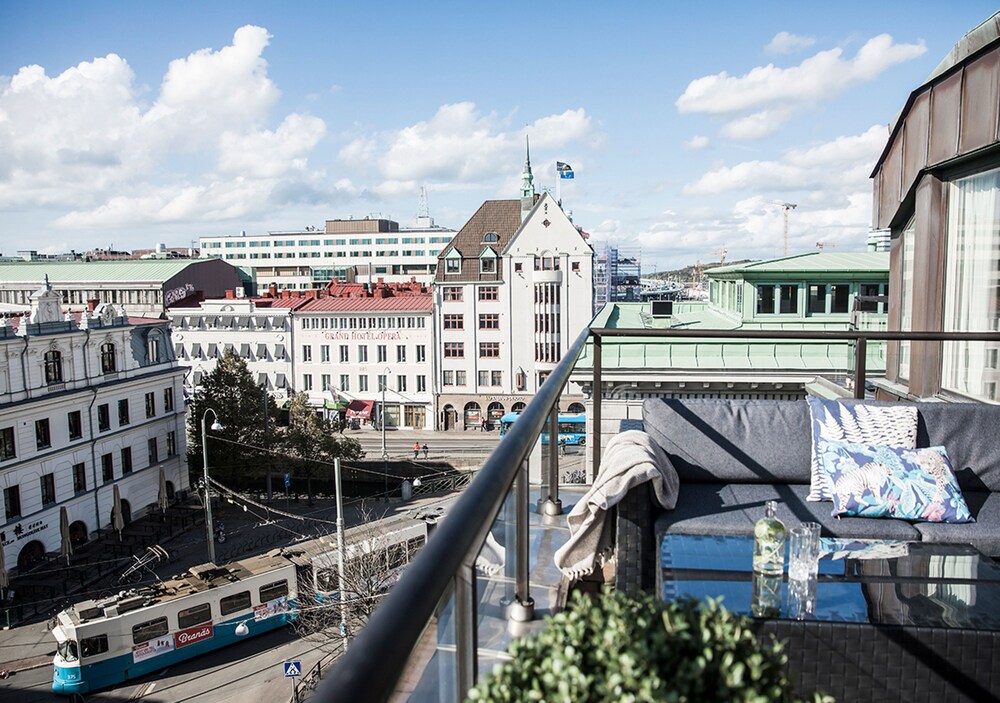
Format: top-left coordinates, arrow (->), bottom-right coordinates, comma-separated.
769,201 -> 798,256
815,242 -> 839,251
712,246 -> 728,266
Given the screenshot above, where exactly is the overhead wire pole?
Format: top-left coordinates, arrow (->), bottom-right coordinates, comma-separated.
334,458 -> 349,651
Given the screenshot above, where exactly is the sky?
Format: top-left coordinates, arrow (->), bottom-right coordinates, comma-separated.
1,1 -> 998,270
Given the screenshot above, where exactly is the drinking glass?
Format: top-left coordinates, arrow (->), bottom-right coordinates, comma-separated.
788,522 -> 821,581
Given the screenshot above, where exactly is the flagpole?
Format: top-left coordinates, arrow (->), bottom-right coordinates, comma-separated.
556,162 -> 562,208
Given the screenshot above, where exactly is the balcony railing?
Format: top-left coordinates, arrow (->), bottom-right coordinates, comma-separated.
318,326 -> 1000,703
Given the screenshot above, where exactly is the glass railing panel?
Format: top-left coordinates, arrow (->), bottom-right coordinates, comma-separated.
473,481 -> 518,681
406,584 -> 458,703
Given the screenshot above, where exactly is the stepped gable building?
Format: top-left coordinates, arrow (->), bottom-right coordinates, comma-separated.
0,259 -> 246,317
434,145 -> 594,430
0,279 -> 188,578
296,279 -> 434,429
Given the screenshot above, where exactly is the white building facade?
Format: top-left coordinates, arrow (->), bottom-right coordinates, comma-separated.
0,282 -> 188,576
200,216 -> 455,291
296,292 -> 435,430
434,155 -> 594,431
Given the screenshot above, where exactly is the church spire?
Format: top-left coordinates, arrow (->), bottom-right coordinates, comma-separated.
520,135 -> 535,220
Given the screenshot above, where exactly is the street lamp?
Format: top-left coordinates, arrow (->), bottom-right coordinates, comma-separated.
201,408 -> 224,564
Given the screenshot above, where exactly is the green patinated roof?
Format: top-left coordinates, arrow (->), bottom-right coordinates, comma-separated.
709,252 -> 889,276
0,259 -> 221,283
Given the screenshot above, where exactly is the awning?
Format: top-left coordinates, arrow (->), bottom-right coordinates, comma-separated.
275,373 -> 287,388
190,343 -> 201,358
240,343 -> 250,357
193,371 -> 203,385
174,343 -> 184,357
257,343 -> 268,359
258,373 -> 270,388
345,399 -> 374,419
275,344 -> 285,360
207,343 -> 218,357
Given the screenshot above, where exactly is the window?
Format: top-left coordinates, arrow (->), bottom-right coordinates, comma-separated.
98,404 -> 110,432
942,169 -> 1000,402
779,285 -> 798,314
101,453 -> 113,482
81,634 -> 109,657
358,346 -> 368,362
145,392 -> 156,418
100,342 -> 116,373
320,345 -> 330,363
538,371 -> 550,386
44,350 -> 63,384
416,345 -> 426,363
377,374 -> 387,391
443,314 -> 463,330
147,438 -> 158,465
756,284 -> 798,315
221,591 -> 251,616
417,375 -> 426,393
132,618 -> 168,645
572,261 -> 580,272
479,313 -> 499,329
40,473 -> 56,506
340,375 -> 350,392
397,345 -> 406,363
479,342 -> 500,358
377,345 -> 387,363
514,262 -> 523,272
483,232 -> 499,242
73,462 -> 86,494
443,371 -> 454,386
68,411 -> 82,440
164,387 -> 174,412
478,286 -> 498,301
478,370 -> 489,386
121,447 -> 133,474
491,370 -> 502,386
166,431 -> 177,457
444,343 -> 464,358
455,370 -> 467,386
480,256 -> 496,273
445,258 -> 461,274
442,287 -> 463,302
118,399 -> 129,426
259,580 -> 289,603
302,345 -> 313,362
354,374 -> 366,392
35,418 -> 51,449
807,284 -> 827,314
177,603 -> 212,629
0,427 -> 14,460
146,333 -> 161,363
303,374 -> 313,391
397,376 -> 406,392
340,345 -> 349,363
3,485 -> 21,519
320,374 -> 331,392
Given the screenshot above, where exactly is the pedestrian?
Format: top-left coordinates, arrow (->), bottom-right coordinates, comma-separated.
422,443 -> 429,459
481,417 -> 487,432
413,442 -> 421,459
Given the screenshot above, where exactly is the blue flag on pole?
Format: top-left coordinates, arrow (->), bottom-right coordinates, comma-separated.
556,161 -> 574,179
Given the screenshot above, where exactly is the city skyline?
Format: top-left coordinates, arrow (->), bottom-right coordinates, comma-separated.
1,1 -> 997,269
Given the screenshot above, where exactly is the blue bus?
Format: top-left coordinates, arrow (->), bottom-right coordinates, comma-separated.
498,412 -> 587,446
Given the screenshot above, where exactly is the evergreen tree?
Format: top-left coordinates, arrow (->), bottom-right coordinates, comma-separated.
282,392 -> 364,500
187,349 -> 279,487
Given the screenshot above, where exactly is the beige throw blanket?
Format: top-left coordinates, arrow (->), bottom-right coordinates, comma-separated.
554,430 -> 680,579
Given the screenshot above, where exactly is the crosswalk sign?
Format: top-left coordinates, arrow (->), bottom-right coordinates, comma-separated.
284,661 -> 302,677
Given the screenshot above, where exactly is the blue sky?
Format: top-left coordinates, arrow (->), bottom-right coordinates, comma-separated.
1,1 -> 997,269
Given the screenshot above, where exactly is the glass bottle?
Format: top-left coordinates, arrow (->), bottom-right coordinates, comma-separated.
752,500 -> 786,576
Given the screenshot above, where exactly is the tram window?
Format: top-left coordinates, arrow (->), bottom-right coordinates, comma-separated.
177,603 -> 212,629
220,591 -> 251,616
57,639 -> 79,662
259,580 -> 288,603
316,569 -> 338,592
80,634 -> 109,657
388,545 -> 407,570
407,536 -> 426,553
132,617 -> 168,645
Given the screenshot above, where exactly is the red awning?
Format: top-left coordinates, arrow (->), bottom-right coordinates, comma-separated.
345,399 -> 374,419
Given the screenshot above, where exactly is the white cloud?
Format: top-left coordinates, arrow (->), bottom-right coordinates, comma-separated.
684,135 -> 710,149
217,113 -> 326,179
339,102 -> 596,187
676,34 -> 925,140
765,32 -> 816,55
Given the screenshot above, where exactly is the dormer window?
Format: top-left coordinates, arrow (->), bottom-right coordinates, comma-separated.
44,349 -> 63,384
100,342 -> 116,373
483,232 -> 499,243
446,258 -> 461,274
479,247 -> 498,274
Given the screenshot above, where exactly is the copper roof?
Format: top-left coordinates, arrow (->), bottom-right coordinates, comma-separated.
434,200 -> 522,283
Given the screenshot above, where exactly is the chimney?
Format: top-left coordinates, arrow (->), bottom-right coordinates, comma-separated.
87,299 -> 98,312
268,283 -> 278,297
225,290 -> 236,299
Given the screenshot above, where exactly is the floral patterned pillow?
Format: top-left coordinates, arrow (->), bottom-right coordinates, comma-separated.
816,441 -> 974,523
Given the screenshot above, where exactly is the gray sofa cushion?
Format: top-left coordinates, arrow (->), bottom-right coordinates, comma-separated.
655,482 -> 922,542
914,403 -> 1000,492
915,491 -> 1000,556
642,399 -> 812,484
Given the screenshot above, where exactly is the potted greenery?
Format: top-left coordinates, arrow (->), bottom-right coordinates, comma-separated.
468,589 -> 831,702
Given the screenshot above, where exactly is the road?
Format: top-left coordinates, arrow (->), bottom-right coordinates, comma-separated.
347,428 -> 500,461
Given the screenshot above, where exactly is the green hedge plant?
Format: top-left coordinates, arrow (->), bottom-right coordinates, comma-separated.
468,589 -> 832,703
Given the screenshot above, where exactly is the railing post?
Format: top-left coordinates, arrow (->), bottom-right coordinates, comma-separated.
853,336 -> 867,399
454,562 -> 478,699
509,459 -> 535,622
540,404 -> 563,516
592,333 -> 603,480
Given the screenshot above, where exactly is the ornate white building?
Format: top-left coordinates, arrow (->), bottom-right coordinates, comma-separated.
0,281 -> 188,576
433,148 -> 594,430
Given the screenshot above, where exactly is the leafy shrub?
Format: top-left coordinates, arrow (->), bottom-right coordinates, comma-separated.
468,589 -> 832,703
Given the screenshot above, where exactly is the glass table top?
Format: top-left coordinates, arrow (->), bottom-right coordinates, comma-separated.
659,534 -> 1000,629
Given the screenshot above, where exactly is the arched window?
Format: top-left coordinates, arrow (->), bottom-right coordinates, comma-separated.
146,331 -> 161,364
100,342 -> 116,373
483,232 -> 499,243
44,349 -> 63,384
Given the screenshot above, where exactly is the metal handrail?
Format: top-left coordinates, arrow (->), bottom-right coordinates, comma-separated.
317,327 -> 592,703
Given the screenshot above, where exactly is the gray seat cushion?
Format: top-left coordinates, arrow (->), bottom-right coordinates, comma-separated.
914,491 -> 1000,557
655,483 -> 922,541
915,403 -> 1000,492
642,398 -> 812,484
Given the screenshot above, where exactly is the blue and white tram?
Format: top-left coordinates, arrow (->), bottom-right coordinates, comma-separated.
51,551 -> 298,695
